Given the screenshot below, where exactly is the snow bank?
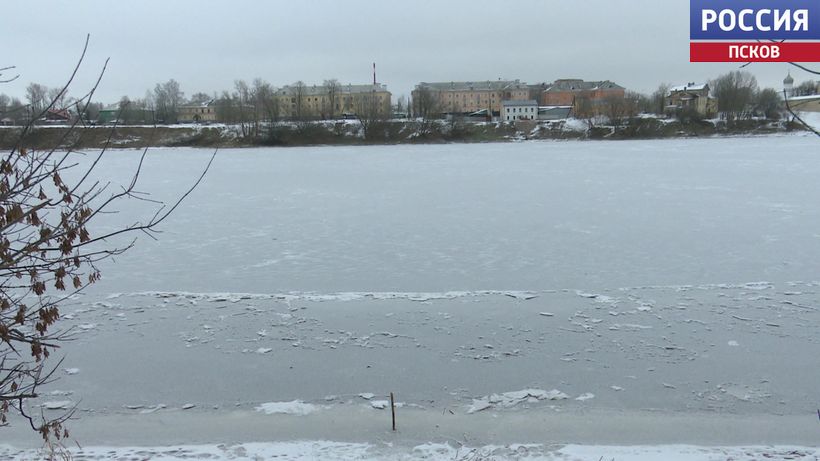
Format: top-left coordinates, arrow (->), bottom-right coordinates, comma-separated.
2,442 -> 818,460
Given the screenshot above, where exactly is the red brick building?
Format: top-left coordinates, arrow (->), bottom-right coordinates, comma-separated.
541,79 -> 625,108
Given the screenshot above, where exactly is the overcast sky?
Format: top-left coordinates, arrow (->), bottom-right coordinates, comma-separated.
0,0 -> 803,103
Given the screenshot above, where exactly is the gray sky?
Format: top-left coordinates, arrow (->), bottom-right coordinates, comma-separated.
0,0 -> 802,103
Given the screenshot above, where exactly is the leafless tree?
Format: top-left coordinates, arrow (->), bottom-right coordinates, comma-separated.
233,80 -> 254,137
0,96 -> 26,125
603,95 -> 629,126
324,79 -> 340,120
1,36 -> 214,450
292,81 -> 307,121
25,84 -> 49,117
46,88 -> 68,112
188,92 -> 212,105
710,71 -> 758,121
651,84 -> 670,115
354,89 -> 390,140
152,79 -> 184,124
116,97 -> 151,125
412,86 -> 439,120
753,88 -> 781,120
260,88 -> 280,124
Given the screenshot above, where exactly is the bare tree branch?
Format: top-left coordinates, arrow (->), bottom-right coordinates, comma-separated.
1,36 -> 213,447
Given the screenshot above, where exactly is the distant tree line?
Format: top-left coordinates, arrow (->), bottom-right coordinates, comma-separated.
1,72 -> 817,127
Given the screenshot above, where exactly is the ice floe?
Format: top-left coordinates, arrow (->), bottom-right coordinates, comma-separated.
254,401 -> 319,416
467,389 -> 569,413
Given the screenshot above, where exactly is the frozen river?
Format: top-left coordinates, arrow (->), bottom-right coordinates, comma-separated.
85,136 -> 820,293
5,136 -> 820,453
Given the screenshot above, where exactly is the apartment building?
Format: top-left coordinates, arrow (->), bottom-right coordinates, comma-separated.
276,83 -> 391,120
542,79 -> 625,107
178,100 -> 218,123
412,80 -> 531,117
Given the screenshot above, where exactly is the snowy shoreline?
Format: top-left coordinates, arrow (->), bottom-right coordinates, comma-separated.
2,442 -> 819,461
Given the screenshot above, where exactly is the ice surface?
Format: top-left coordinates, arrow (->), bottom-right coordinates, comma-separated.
68,137 -> 820,295
5,138 -> 820,451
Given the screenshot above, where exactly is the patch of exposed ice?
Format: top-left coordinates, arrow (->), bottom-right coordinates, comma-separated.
140,404 -> 167,414
41,401 -> 72,410
610,323 -> 653,331
370,400 -> 389,410
575,291 -> 618,304
467,389 -> 568,413
255,401 -> 318,416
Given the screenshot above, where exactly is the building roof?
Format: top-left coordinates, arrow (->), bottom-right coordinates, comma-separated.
502,99 -> 538,107
669,83 -> 708,93
416,80 -> 529,92
544,79 -> 624,92
180,99 -> 215,109
46,108 -> 71,119
784,73 -> 794,85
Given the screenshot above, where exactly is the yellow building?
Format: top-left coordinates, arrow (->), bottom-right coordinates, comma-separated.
665,83 -> 718,117
412,80 -> 531,117
178,100 -> 218,123
276,83 -> 391,120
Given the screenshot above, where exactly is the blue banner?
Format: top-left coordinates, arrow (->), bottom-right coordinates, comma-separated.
691,0 -> 820,40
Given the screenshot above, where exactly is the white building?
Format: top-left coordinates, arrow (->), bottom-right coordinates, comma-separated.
502,99 -> 538,121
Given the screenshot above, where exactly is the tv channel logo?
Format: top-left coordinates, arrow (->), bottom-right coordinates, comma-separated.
690,0 -> 820,62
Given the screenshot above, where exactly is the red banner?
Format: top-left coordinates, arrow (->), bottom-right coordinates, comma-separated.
690,42 -> 820,62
